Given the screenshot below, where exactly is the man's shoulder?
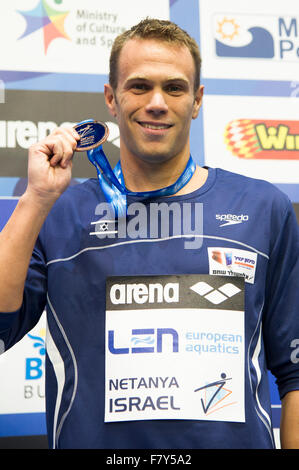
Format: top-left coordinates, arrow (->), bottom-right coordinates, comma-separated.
214,167 -> 290,208
215,166 -> 275,189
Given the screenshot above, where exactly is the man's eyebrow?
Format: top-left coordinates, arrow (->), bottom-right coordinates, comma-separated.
124,75 -> 190,85
124,76 -> 151,84
164,77 -> 190,86
126,74 -> 148,79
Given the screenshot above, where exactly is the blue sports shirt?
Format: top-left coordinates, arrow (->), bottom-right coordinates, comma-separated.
1,167 -> 299,449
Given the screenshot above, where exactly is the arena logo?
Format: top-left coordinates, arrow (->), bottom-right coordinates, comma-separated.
224,119 -> 299,159
189,280 -> 241,306
214,14 -> 299,61
0,119 -> 120,149
17,0 -> 70,54
110,281 -> 179,305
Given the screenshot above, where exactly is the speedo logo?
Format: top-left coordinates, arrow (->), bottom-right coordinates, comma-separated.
110,282 -> 179,305
216,214 -> 249,227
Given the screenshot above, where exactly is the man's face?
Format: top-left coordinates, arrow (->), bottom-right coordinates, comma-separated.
104,38 -> 203,165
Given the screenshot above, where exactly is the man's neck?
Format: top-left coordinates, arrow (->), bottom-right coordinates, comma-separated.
119,153 -> 208,196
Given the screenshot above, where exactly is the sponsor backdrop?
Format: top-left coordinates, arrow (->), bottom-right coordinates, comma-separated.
0,0 -> 298,448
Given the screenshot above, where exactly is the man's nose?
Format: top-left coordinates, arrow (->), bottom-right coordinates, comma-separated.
145,91 -> 168,114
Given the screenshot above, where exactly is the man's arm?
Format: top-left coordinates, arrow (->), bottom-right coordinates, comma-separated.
280,390 -> 299,449
0,126 -> 79,312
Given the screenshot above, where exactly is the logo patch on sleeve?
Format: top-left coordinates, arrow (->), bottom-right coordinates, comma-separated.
208,248 -> 257,284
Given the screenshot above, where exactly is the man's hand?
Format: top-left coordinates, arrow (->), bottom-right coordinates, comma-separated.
26,125 -> 80,207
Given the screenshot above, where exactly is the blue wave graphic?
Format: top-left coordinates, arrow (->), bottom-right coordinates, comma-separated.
216,27 -> 274,58
27,333 -> 46,356
131,336 -> 155,346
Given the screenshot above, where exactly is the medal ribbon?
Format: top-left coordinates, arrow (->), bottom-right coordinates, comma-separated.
87,146 -> 196,217
77,119 -> 196,217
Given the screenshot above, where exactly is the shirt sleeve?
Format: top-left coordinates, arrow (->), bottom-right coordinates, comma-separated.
0,235 -> 47,353
263,199 -> 299,399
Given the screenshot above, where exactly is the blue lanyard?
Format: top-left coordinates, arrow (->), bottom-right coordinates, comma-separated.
87,145 -> 196,217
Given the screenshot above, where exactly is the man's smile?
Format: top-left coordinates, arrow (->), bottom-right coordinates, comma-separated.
137,120 -> 173,131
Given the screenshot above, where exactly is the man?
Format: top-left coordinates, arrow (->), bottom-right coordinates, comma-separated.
0,18 -> 299,449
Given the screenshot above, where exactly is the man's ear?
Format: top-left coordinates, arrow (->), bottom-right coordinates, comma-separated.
104,83 -> 117,118
192,84 -> 204,120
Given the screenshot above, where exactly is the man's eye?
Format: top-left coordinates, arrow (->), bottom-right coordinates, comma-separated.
166,85 -> 184,94
132,83 -> 149,92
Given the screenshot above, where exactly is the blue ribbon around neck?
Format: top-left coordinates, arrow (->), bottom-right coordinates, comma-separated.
79,120 -> 196,218
87,146 -> 196,218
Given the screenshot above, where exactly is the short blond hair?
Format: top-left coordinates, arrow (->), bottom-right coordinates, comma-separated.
109,18 -> 201,93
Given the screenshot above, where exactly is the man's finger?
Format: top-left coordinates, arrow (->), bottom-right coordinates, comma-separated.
47,135 -> 75,167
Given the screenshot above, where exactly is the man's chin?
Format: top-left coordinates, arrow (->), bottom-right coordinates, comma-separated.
132,150 -> 178,165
